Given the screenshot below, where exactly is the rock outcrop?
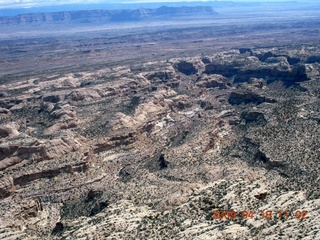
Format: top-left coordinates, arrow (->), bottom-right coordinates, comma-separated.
0,176 -> 15,199
175,61 -> 198,75
0,45 -> 319,239
0,122 -> 20,140
0,134 -> 86,170
228,91 -> 276,105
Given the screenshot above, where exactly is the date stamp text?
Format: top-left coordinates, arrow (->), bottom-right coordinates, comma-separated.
212,210 -> 308,220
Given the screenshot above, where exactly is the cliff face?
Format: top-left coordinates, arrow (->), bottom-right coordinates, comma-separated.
0,6 -> 217,25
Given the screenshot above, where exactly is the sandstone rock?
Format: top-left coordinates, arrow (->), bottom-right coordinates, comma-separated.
42,104 -> 78,135
94,133 -> 135,153
171,95 -> 192,110
0,46 -> 319,239
67,89 -> 101,101
239,48 -> 252,54
228,91 -> 276,105
42,134 -> 86,159
18,199 -> 43,219
175,61 -> 197,75
203,62 -> 238,77
62,78 -> 78,88
196,74 -> 228,89
248,77 -> 265,88
303,64 -> 320,79
8,100 -> 27,111
264,56 -> 289,64
0,122 -> 20,140
50,107 -> 76,119
133,97 -> 171,123
111,112 -> 138,131
42,95 -> 62,103
146,71 -> 175,83
0,99 -> 22,109
0,107 -> 10,114
199,100 -> 214,110
202,50 -> 319,87
241,111 -> 267,126
0,107 -> 11,118
0,134 -> 86,170
43,119 -> 77,135
0,176 -> 15,199
13,161 -> 88,186
252,50 -> 274,62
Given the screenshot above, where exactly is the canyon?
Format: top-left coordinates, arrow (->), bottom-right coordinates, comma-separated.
0,2 -> 319,239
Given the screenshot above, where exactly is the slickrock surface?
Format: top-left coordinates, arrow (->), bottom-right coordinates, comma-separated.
0,46 -> 319,239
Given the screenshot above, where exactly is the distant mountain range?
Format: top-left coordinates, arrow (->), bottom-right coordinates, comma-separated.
0,2 -> 259,17
0,6 -> 218,25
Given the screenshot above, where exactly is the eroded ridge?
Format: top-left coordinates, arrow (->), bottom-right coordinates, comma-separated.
0,46 -> 319,239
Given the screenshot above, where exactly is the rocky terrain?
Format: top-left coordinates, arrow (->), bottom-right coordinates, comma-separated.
0,44 -> 319,239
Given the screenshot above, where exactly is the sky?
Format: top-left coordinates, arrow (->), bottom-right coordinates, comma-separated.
0,0 -> 315,9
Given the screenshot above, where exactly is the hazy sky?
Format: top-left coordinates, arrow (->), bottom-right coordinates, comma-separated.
0,0 -> 314,9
